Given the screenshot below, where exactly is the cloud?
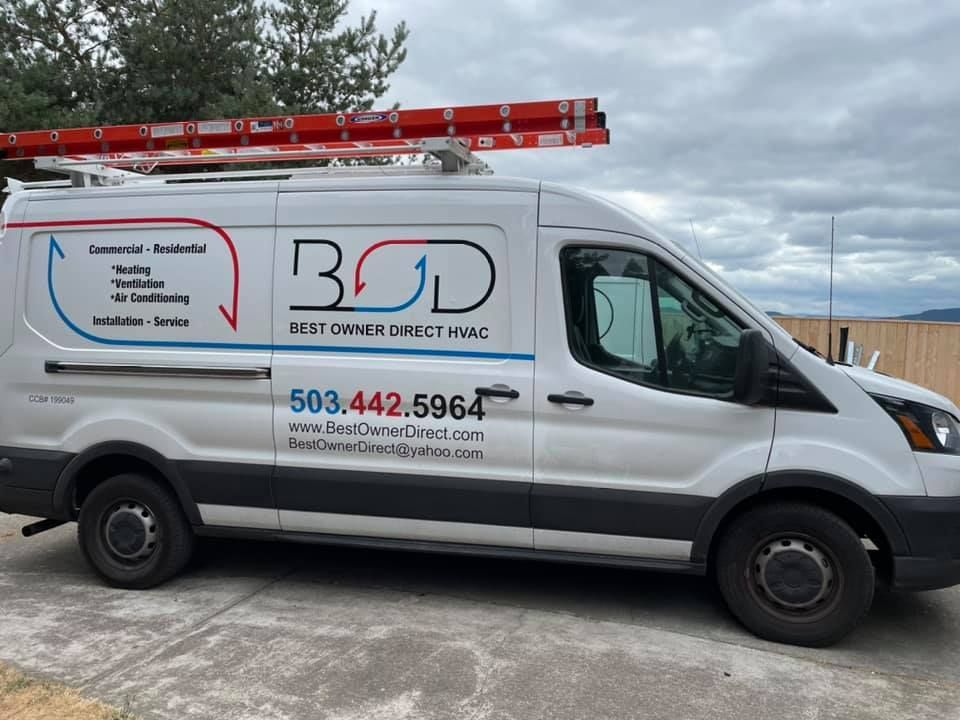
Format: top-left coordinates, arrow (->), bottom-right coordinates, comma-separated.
350,0 -> 960,316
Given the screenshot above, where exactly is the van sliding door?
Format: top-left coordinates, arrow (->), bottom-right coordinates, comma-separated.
270,187 -> 537,548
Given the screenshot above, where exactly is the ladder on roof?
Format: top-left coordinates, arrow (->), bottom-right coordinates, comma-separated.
1,97 -> 609,190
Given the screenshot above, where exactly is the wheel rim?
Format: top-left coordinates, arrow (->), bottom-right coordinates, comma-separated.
748,534 -> 841,620
102,500 -> 159,565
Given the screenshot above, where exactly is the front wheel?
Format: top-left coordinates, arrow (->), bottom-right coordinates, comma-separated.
715,502 -> 874,647
78,473 -> 194,589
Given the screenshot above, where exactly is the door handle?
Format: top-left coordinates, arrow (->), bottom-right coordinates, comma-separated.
547,393 -> 594,406
475,386 -> 520,399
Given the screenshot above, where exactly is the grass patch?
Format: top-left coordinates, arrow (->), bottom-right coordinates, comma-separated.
0,662 -> 137,720
4,674 -> 36,693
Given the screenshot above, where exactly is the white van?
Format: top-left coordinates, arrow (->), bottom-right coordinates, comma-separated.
1,173 -> 958,647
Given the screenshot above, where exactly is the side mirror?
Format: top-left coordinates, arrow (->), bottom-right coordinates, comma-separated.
734,329 -> 770,406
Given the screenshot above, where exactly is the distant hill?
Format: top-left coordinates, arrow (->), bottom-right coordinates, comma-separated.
766,308 -> 960,322
893,308 -> 960,322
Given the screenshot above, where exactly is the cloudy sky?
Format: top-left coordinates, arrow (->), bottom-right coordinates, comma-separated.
349,0 -> 960,317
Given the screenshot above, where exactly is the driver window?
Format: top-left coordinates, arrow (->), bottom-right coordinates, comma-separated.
560,246 -> 743,398
654,263 -> 742,396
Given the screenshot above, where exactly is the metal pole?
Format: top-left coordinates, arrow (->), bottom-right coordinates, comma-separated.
827,215 -> 835,364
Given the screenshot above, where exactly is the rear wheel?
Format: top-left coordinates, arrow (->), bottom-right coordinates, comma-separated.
78,473 -> 194,589
715,502 -> 874,647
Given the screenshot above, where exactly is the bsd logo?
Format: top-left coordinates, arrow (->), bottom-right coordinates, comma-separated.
290,239 -> 496,314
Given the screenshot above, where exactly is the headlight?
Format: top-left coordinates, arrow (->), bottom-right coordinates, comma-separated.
872,395 -> 960,454
931,411 -> 960,451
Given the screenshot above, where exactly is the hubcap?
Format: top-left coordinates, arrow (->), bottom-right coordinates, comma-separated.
753,537 -> 835,612
104,501 -> 158,562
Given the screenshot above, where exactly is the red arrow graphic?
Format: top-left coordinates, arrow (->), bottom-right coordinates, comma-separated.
9,216 -> 241,331
354,239 -> 428,296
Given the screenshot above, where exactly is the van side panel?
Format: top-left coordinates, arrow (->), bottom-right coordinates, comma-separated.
0,187 -> 278,522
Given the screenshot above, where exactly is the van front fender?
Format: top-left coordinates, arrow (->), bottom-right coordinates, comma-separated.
691,470 -> 911,563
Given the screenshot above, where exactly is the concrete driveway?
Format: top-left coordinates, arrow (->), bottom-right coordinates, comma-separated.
1,512 -> 958,719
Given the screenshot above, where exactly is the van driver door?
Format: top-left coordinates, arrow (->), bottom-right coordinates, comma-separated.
532,228 -> 776,561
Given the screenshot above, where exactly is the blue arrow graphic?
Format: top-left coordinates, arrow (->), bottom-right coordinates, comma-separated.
46,234 -> 107,346
354,254 -> 427,313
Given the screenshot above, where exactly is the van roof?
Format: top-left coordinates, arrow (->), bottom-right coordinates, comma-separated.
7,171 -> 683,273
11,172 -> 667,252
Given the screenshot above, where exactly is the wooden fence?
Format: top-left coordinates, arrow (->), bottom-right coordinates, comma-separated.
774,317 -> 960,406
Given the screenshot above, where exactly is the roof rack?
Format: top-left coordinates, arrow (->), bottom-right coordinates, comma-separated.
2,98 -> 609,191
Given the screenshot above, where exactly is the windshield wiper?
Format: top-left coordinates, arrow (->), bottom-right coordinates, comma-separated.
793,337 -> 823,358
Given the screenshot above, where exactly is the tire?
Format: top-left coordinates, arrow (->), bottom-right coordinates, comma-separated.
77,473 -> 194,589
715,502 -> 874,647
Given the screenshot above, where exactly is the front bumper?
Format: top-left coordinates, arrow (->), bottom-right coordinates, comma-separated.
882,495 -> 960,591
891,557 -> 960,592
0,446 -> 73,518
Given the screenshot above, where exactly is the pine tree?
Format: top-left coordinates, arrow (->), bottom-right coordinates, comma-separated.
96,0 -> 275,123
0,0 -> 409,200
0,0 -> 105,130
263,0 -> 407,114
